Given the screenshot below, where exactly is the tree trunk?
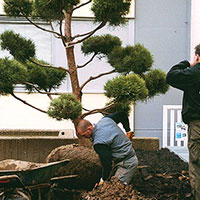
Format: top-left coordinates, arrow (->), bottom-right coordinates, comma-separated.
46,144 -> 102,190
64,11 -> 81,100
64,12 -> 93,147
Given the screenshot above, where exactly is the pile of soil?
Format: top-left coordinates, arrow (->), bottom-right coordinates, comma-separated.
81,148 -> 192,200
0,159 -> 44,171
132,148 -> 191,200
81,176 -> 137,200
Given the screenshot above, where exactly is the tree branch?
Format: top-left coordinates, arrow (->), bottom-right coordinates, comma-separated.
67,21 -> 107,47
72,0 -> 92,11
49,21 -> 61,39
28,58 -> 70,73
24,82 -> 62,97
58,17 -> 66,47
71,4 -> 112,42
81,103 -> 115,118
77,53 -> 97,68
11,93 -> 47,113
23,15 -> 62,37
80,69 -> 116,90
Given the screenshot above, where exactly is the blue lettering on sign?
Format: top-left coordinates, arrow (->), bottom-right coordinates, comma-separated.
176,132 -> 182,139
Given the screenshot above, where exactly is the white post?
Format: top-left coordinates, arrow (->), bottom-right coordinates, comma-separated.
163,105 -> 168,147
170,110 -> 175,146
163,105 -> 183,148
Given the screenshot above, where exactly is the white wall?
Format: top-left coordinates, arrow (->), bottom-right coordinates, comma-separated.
0,93 -> 134,133
0,93 -> 73,130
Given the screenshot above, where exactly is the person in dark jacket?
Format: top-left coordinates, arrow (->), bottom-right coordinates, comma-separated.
166,44 -> 200,200
77,112 -> 138,185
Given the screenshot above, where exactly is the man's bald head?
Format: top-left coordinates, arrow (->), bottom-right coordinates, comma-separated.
77,119 -> 93,138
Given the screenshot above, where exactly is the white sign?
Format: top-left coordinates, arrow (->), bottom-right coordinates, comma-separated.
175,122 -> 188,141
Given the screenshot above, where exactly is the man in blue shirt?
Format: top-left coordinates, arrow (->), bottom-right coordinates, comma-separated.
77,112 -> 138,185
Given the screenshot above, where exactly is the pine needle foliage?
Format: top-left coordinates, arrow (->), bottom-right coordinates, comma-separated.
91,0 -> 131,26
108,44 -> 154,74
104,74 -> 148,103
0,58 -> 27,94
81,34 -> 122,56
33,0 -> 80,20
3,0 -> 32,17
144,69 -> 169,98
25,60 -> 67,92
48,94 -> 82,120
0,30 -> 35,62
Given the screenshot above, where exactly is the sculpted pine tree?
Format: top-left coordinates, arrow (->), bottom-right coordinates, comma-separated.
0,0 -> 169,147
0,0 -> 170,188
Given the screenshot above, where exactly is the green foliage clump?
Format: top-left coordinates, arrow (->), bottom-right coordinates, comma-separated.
104,74 -> 148,103
0,58 -> 27,94
81,34 -> 122,56
0,30 -> 35,62
3,0 -> 32,17
144,69 -> 169,98
33,0 -> 80,20
91,0 -> 131,26
108,44 -> 154,74
25,60 -> 67,92
48,94 -> 82,120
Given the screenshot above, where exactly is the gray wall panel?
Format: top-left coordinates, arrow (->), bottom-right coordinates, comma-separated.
134,0 -> 191,147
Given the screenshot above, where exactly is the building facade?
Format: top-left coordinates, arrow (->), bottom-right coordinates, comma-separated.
0,0 -> 199,146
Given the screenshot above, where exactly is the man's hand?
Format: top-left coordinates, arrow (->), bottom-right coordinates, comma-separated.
126,131 -> 134,140
190,54 -> 200,67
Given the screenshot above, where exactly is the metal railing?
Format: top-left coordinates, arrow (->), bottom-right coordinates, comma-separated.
163,105 -> 188,147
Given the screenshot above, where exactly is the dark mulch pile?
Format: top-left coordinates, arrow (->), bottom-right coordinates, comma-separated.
132,148 -> 191,200
81,148 -> 192,200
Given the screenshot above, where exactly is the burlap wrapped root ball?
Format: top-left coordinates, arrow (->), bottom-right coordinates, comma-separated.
46,144 -> 102,190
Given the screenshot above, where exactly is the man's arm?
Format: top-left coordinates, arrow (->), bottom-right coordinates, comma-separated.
106,112 -> 130,132
166,60 -> 200,90
94,144 -> 112,181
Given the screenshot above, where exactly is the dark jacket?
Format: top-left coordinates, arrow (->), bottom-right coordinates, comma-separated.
166,60 -> 200,124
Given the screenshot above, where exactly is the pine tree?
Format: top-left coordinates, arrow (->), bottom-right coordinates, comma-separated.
0,0 -> 169,146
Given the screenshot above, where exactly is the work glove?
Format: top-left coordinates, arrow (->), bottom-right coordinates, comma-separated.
126,131 -> 134,140
94,177 -> 104,188
98,177 -> 104,185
